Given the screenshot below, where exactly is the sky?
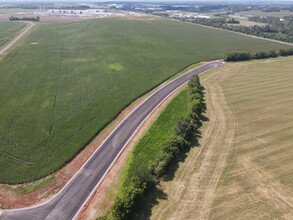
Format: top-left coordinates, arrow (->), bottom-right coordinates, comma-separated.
1,0 -> 293,2
0,0 -> 293,2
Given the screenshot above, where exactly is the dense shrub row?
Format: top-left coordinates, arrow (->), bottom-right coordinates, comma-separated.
224,48 -> 293,62
178,16 -> 293,43
102,75 -> 205,220
9,16 -> 40,21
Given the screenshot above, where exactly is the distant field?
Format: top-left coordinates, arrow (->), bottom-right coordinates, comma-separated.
0,21 -> 26,46
229,16 -> 267,26
236,10 -> 293,18
150,57 -> 293,219
0,18 -> 291,183
0,8 -> 32,14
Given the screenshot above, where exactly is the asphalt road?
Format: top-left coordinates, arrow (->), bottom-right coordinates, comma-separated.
0,60 -> 223,220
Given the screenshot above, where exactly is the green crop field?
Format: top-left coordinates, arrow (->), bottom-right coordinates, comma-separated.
0,21 -> 26,47
0,18 -> 291,183
122,89 -> 189,185
0,8 -> 33,14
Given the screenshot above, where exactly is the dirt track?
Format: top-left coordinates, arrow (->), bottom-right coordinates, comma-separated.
0,22 -> 36,57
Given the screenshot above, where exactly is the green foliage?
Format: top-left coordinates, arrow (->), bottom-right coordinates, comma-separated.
1,18 -> 289,183
175,119 -> 194,140
190,99 -> 203,116
225,48 -> 293,62
151,135 -> 189,177
253,51 -> 270,59
268,50 -> 279,57
279,48 -> 293,56
224,52 -> 252,62
9,16 -> 40,21
227,18 -> 240,24
111,177 -> 148,220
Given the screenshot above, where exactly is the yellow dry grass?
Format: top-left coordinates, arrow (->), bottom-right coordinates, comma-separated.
150,57 -> 293,220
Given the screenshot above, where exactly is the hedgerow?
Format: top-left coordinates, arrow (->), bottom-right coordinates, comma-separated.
103,74 -> 205,219
225,48 -> 293,62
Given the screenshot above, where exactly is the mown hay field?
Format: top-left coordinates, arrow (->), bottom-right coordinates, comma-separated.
210,57 -> 293,220
150,57 -> 293,220
0,18 -> 291,183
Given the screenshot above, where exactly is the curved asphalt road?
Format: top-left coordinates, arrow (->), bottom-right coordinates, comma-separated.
1,60 -> 223,220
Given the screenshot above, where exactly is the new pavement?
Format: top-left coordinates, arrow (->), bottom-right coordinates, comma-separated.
1,60 -> 223,220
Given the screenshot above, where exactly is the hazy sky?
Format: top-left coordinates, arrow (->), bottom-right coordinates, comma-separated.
1,0 -> 293,2
0,0 -> 291,1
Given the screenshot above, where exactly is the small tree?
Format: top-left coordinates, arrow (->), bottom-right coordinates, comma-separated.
175,119 -> 193,141
111,177 -> 147,220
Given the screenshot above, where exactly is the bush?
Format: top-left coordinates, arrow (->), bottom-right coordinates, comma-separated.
253,51 -> 270,59
224,52 -> 252,62
151,152 -> 174,178
175,119 -> 194,140
225,49 -> 293,62
9,16 -> 40,21
111,177 -> 148,220
188,75 -> 201,88
190,99 -> 203,116
151,136 -> 189,177
268,50 -> 279,58
279,48 -> 293,56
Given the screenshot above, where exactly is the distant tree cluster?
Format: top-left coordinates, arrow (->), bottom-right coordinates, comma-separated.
227,18 -> 240,24
224,49 -> 293,62
102,75 -> 206,220
248,16 -> 293,42
170,15 -> 293,43
9,16 -> 40,21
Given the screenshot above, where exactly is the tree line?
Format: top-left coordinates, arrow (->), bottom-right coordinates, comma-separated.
101,75 -> 205,220
224,48 -> 293,62
9,16 -> 40,21
171,16 -> 293,43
